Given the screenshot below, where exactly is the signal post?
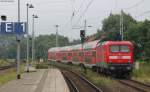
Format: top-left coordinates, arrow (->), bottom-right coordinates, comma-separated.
80,30 -> 87,74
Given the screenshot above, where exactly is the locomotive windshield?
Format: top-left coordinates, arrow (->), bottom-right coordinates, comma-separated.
110,45 -> 129,53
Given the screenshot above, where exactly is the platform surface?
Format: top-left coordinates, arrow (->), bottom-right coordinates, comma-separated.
42,68 -> 70,92
0,68 -> 70,92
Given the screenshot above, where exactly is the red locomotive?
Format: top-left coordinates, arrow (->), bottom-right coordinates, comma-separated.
48,40 -> 134,77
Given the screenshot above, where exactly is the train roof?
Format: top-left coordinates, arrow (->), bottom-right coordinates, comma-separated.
103,41 -> 133,45
83,40 -> 99,49
48,40 -> 133,52
48,47 -> 59,52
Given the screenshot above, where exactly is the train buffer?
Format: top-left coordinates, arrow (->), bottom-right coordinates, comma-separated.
0,68 -> 70,92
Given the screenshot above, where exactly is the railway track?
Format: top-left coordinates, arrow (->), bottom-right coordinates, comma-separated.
62,71 -> 79,92
52,62 -> 150,92
0,64 -> 15,70
118,79 -> 150,92
60,68 -> 103,92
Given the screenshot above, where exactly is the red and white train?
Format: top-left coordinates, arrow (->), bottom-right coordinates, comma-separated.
48,40 -> 134,77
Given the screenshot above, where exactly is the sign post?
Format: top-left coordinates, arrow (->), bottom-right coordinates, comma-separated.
0,22 -> 26,79
16,35 -> 21,79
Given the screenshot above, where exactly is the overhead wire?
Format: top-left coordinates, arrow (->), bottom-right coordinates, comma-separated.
70,0 -> 145,38
34,0 -> 69,5
65,0 -> 86,26
135,10 -> 150,18
60,0 -> 75,28
66,0 -> 91,39
73,0 -> 94,27
121,0 -> 146,20
74,0 -> 86,16
69,0 -> 75,12
124,0 -> 145,10
62,0 -> 86,29
60,0 -> 78,39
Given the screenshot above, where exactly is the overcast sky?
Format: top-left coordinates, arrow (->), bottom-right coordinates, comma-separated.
0,0 -> 149,40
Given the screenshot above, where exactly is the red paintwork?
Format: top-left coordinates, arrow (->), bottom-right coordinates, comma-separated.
48,40 -> 134,66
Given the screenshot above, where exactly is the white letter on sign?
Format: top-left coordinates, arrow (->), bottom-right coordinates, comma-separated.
6,23 -> 13,32
21,23 -> 25,32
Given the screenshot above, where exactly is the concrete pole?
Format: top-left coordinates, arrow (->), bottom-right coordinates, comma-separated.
121,10 -> 124,41
120,10 -> 122,40
84,20 -> 87,37
26,4 -> 34,72
55,25 -> 59,47
32,15 -> 34,65
26,3 -> 29,72
32,15 -> 38,65
16,0 -> 21,79
120,10 -> 124,41
18,0 -> 20,22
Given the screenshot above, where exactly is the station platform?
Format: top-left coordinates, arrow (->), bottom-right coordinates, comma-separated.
0,68 -> 70,92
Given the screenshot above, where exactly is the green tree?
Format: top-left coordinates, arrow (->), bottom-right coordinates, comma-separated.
102,12 -> 136,40
35,34 -> 69,60
124,20 -> 150,60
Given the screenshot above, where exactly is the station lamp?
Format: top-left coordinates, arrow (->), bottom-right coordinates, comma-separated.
1,15 -> 7,21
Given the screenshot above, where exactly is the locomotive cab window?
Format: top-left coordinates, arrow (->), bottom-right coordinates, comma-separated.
120,46 -> 129,52
110,45 -> 130,53
110,46 -> 119,52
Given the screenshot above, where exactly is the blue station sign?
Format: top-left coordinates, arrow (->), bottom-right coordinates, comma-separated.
0,22 -> 27,34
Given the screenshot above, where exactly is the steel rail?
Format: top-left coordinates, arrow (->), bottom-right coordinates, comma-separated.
118,79 -> 150,92
129,79 -> 150,88
0,64 -> 15,70
62,71 -> 79,92
69,70 -> 103,92
57,66 -> 103,92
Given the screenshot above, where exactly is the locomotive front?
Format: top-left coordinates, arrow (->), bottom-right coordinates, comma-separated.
107,41 -> 134,77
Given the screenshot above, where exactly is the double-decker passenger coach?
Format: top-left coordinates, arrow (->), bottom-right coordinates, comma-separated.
48,40 -> 134,77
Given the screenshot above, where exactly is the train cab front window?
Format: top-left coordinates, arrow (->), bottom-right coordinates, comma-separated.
120,46 -> 129,52
110,46 -> 119,52
110,45 -> 130,53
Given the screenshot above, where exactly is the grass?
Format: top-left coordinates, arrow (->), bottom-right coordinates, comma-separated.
133,62 -> 150,83
48,61 -> 150,91
0,65 -> 25,86
36,63 -> 49,69
0,59 -> 11,66
82,69 -> 115,86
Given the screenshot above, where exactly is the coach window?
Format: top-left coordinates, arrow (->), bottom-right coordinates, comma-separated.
79,52 -> 84,56
68,53 -> 72,56
64,53 -> 66,56
92,51 -> 96,57
62,53 -> 64,56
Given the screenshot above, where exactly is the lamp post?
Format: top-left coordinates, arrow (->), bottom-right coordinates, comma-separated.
32,14 -> 38,65
120,10 -> 124,41
26,3 -> 34,72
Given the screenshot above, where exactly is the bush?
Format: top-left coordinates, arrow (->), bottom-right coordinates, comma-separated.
133,62 -> 150,78
0,59 -> 10,66
36,64 -> 49,69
